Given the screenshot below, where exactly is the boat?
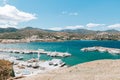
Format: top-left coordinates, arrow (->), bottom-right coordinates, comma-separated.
16,56 -> 23,60
32,62 -> 39,68
27,58 -> 39,63
49,59 -> 66,67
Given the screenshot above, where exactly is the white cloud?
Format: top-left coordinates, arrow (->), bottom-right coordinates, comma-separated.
0,4 -> 36,28
61,11 -> 79,16
49,27 -> 62,31
0,24 -> 16,28
49,25 -> 84,31
48,23 -> 120,31
86,23 -> 105,28
69,12 -> 78,16
65,25 -> 83,29
108,24 -> 120,29
61,11 -> 67,15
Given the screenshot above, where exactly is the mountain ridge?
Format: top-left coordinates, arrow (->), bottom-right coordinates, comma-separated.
0,27 -> 119,33
0,27 -> 120,42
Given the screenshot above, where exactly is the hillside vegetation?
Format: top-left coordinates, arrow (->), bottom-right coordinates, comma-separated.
0,27 -> 120,42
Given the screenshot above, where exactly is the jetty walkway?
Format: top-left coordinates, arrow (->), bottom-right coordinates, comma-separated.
0,48 -> 71,57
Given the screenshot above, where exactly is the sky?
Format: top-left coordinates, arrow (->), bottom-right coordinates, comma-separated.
0,0 -> 120,31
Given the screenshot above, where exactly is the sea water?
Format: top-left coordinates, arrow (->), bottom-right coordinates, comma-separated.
0,40 -> 120,66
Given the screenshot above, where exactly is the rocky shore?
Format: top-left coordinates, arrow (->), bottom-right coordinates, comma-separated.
81,46 -> 120,55
17,59 -> 120,80
0,53 -> 68,80
0,39 -> 66,44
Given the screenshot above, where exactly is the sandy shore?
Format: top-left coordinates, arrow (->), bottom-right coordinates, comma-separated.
18,59 -> 120,80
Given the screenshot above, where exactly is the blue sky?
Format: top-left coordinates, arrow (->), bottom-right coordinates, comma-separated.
0,0 -> 120,30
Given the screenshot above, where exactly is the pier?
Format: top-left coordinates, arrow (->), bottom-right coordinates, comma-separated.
81,46 -> 120,55
0,48 -> 71,57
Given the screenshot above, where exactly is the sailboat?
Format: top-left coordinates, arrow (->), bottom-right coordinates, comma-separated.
37,52 -> 40,60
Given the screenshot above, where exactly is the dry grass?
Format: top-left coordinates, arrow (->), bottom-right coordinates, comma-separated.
0,60 -> 14,80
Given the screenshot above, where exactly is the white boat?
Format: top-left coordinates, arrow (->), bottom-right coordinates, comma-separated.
16,56 -> 23,60
49,59 -> 66,67
32,62 -> 39,68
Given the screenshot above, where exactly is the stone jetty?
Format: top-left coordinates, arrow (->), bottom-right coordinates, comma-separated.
0,48 -> 71,57
81,46 -> 120,55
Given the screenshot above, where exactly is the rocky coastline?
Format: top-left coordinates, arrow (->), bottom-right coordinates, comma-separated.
17,59 -> 120,80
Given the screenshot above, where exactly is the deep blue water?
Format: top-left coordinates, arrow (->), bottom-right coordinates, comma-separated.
0,40 -> 120,66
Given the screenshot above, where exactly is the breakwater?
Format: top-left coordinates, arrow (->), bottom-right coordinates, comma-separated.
0,48 -> 71,57
81,46 -> 120,55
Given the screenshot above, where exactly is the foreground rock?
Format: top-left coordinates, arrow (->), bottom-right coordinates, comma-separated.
0,60 -> 14,80
18,60 -> 120,80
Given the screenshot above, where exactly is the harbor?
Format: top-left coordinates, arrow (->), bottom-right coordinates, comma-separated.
0,41 -> 120,80
0,53 -> 68,78
81,46 -> 120,55
0,47 -> 71,78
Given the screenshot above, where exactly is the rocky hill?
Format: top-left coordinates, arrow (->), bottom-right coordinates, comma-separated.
0,27 -> 120,42
0,27 -> 17,33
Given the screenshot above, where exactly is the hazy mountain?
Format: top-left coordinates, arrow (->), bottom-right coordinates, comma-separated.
105,29 -> 120,33
61,29 -> 120,34
0,27 -> 18,33
20,27 -> 43,31
60,29 -> 95,34
0,27 -> 119,34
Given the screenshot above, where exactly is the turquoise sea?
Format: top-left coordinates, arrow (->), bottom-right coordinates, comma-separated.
0,40 -> 120,66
